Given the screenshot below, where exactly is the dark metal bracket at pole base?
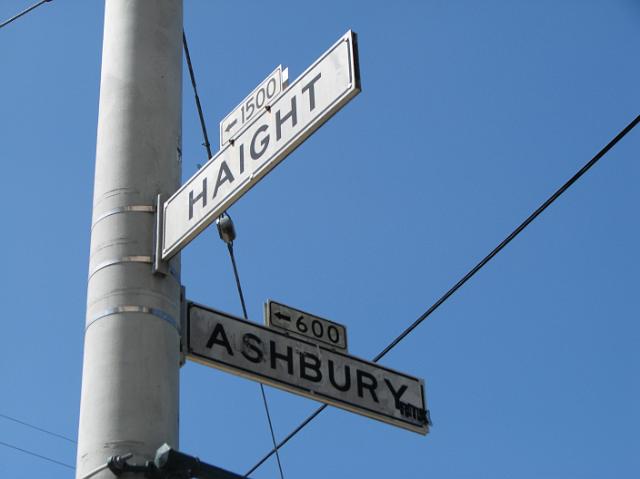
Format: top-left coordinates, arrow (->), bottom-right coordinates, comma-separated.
107,443 -> 251,479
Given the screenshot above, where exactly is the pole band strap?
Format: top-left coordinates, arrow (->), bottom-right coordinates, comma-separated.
91,205 -> 155,232
88,256 -> 179,281
86,305 -> 180,332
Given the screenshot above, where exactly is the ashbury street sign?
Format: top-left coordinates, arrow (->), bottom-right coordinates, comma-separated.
187,303 -> 430,435
162,31 -> 361,260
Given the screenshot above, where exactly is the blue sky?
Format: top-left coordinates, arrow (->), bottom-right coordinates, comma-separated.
1,1 -> 639,478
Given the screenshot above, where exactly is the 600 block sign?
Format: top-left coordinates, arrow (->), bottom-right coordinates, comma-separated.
266,300 -> 348,351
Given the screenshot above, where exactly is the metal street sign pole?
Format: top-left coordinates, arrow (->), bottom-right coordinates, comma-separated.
187,303 -> 430,435
76,1 -> 183,477
161,30 -> 360,260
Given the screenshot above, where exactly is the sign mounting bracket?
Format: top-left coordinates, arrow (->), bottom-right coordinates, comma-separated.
153,193 -> 168,276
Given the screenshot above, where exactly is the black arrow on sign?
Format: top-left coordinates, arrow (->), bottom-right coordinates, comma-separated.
225,118 -> 238,133
274,311 -> 291,322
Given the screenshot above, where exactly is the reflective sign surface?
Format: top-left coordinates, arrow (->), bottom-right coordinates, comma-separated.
162,31 -> 360,259
188,303 -> 429,435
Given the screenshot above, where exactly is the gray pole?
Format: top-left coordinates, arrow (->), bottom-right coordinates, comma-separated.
76,1 -> 183,477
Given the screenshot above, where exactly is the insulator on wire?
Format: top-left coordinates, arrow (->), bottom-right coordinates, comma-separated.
216,214 -> 236,244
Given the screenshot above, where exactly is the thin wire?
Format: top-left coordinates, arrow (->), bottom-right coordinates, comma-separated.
257,385 -> 285,479
0,0 -> 52,29
0,413 -> 76,444
373,112 -> 640,362
245,113 -> 640,475
183,31 -> 213,160
244,405 -> 326,477
183,26 -> 285,478
227,243 -> 249,319
227,242 -> 286,479
0,439 -> 75,470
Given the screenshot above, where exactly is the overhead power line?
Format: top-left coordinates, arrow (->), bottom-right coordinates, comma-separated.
371,113 -> 640,363
0,0 -> 52,30
182,31 -> 286,479
183,30 -> 213,160
0,439 -> 74,470
245,112 -> 640,476
220,218 -> 287,479
0,413 -> 76,444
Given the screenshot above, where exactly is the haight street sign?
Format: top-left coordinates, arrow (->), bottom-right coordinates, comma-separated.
265,299 -> 349,352
161,30 -> 361,260
219,65 -> 288,147
187,302 -> 430,435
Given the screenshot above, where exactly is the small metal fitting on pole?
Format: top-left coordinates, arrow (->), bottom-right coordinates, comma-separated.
106,454 -> 162,478
154,443 -> 250,479
79,453 -> 133,479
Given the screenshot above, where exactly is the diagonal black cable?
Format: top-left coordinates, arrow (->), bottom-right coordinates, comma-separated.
227,242 -> 286,479
0,439 -> 74,470
227,243 -> 249,319
0,413 -> 76,444
182,30 -> 286,479
245,113 -> 640,476
372,113 -> 640,362
183,31 -> 213,160
244,405 -> 326,477
0,0 -> 52,29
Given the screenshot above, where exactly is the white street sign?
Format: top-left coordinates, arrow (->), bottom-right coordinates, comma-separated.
265,300 -> 348,351
219,66 -> 287,147
187,303 -> 429,435
162,30 -> 360,260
